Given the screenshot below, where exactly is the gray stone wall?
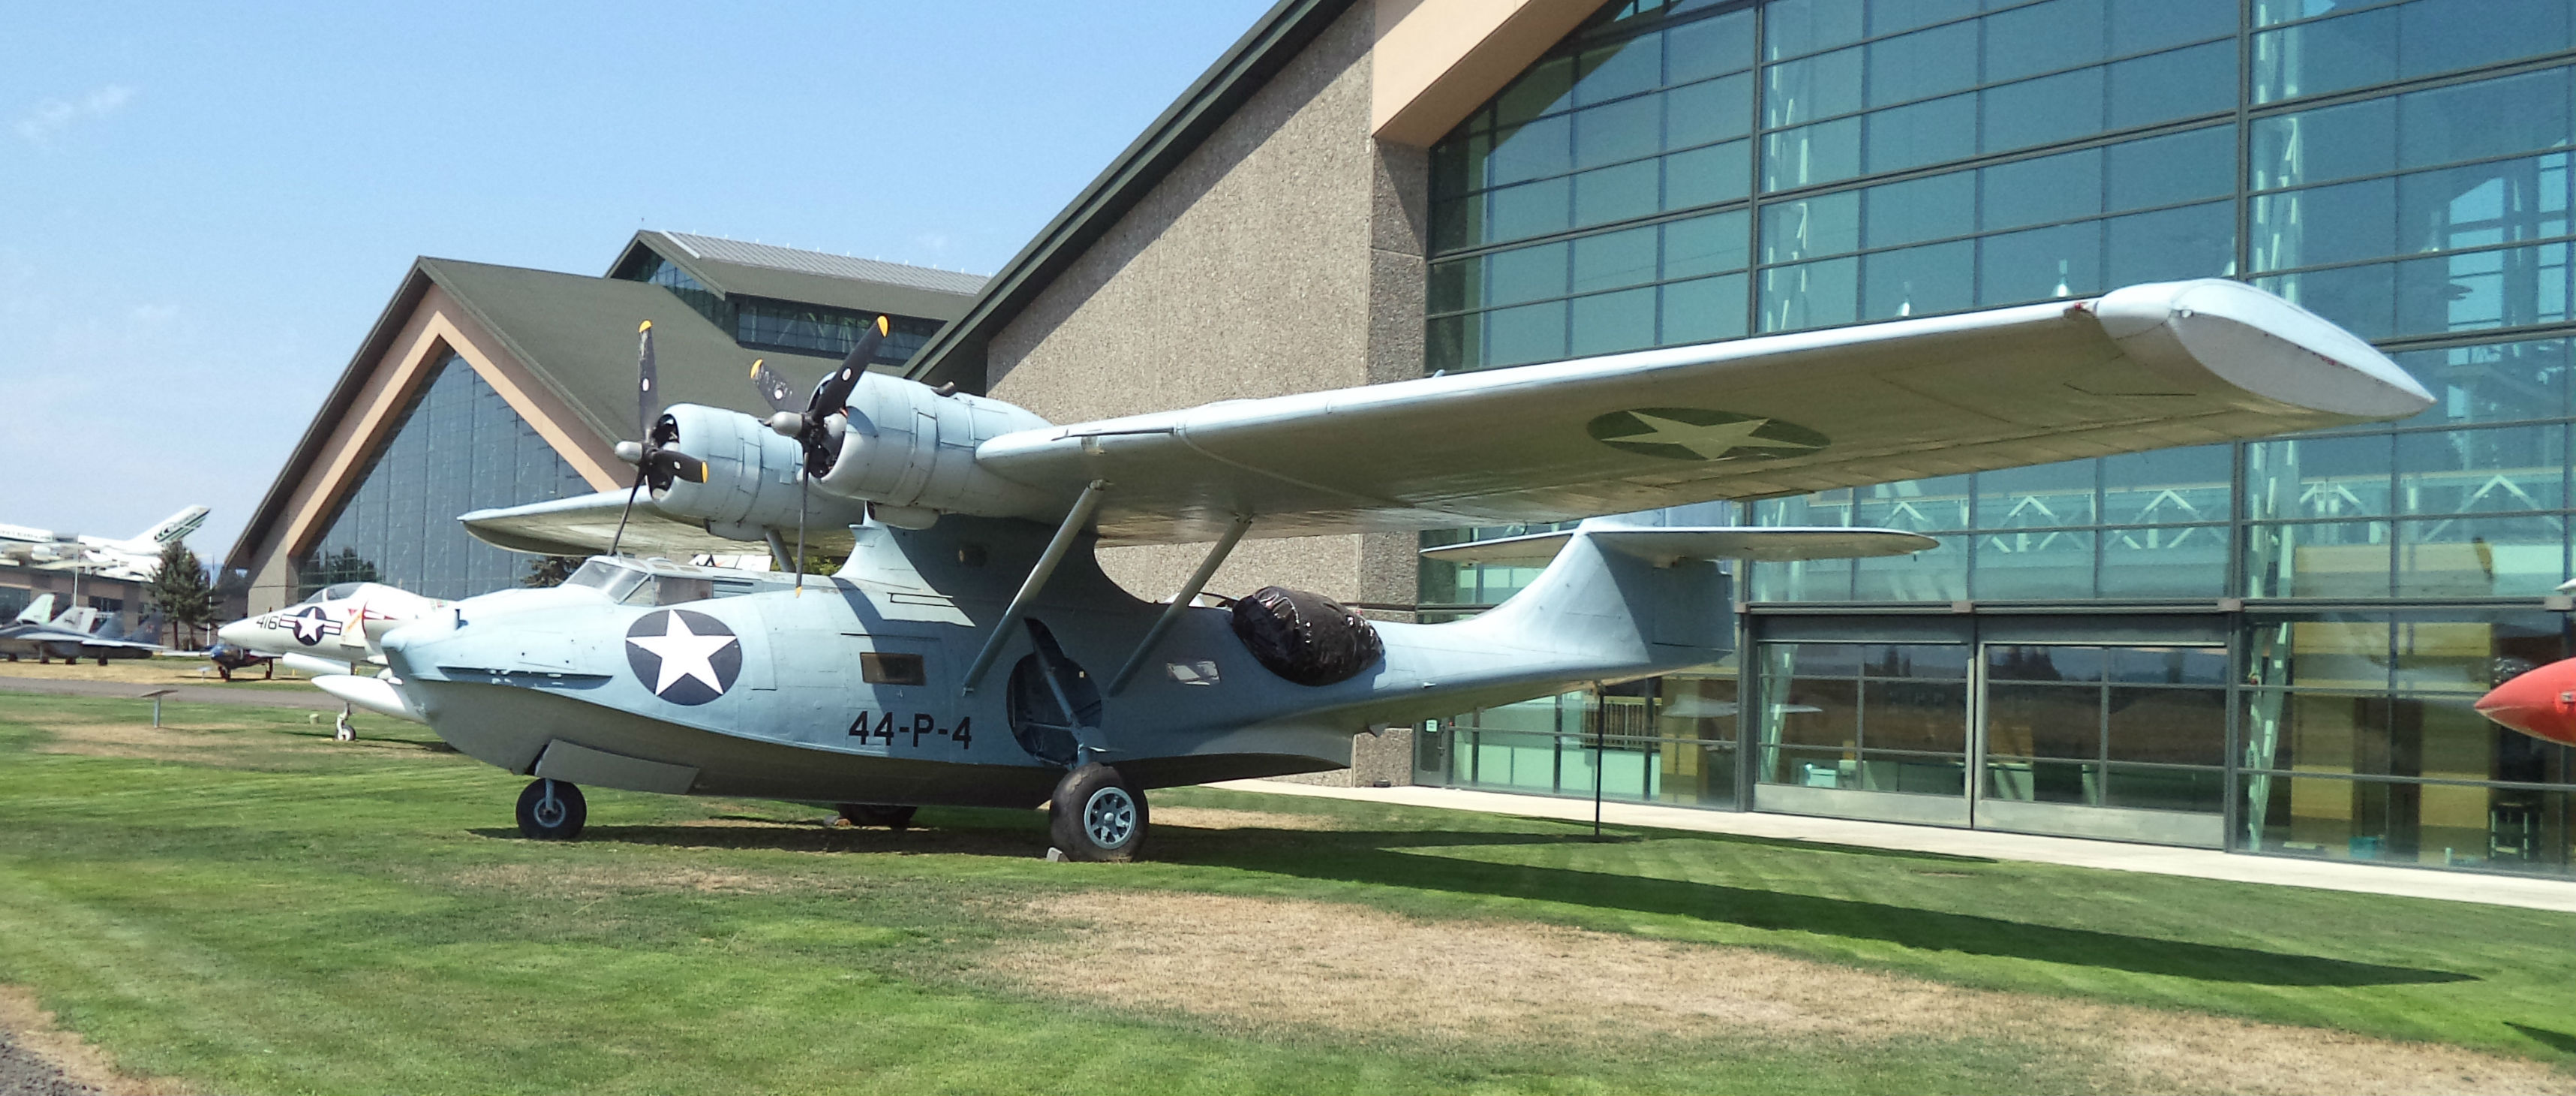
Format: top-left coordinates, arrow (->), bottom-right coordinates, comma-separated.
985,2 -> 1427,616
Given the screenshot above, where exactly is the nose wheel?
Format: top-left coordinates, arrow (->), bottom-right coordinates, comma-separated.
516,778 -> 587,840
1049,763 -> 1147,862
333,708 -> 356,742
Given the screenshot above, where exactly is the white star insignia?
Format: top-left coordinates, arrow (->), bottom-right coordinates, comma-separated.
627,613 -> 738,697
1609,412 -> 1820,460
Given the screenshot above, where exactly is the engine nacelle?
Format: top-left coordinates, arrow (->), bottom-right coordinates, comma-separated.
813,372 -> 1056,518
648,405 -> 870,538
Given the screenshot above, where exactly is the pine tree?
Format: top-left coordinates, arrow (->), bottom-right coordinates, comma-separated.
522,556 -> 585,588
146,540 -> 215,648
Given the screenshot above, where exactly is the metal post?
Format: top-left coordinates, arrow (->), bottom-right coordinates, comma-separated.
959,480 -> 1110,694
142,688 -> 174,728
1105,514 -> 1252,696
1592,683 -> 1606,840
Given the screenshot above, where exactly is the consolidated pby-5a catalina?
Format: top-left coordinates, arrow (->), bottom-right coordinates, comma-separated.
368,281 -> 2431,860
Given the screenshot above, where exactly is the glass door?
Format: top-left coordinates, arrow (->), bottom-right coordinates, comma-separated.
1972,643 -> 2230,846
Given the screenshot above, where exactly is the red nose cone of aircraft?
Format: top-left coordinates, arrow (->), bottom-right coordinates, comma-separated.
2476,658 -> 2576,747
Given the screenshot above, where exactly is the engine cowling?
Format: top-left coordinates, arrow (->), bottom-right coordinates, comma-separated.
812,372 -> 1056,518
647,404 -> 869,538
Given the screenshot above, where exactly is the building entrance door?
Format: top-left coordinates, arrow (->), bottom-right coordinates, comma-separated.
1972,643 -> 2230,848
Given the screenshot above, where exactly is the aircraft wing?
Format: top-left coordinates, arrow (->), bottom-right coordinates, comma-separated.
460,491 -> 855,559
975,280 -> 2432,545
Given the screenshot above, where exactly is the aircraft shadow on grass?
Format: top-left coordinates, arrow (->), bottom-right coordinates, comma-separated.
497,815 -> 2471,988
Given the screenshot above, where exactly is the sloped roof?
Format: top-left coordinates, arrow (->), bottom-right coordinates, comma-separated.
610,230 -> 985,322
224,257 -> 847,574
901,0 -> 1360,392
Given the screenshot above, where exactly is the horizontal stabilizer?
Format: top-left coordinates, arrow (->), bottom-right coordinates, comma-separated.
1420,526 -> 1936,567
461,490 -> 858,559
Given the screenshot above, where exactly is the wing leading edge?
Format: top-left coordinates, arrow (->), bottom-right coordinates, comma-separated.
978,280 -> 2433,545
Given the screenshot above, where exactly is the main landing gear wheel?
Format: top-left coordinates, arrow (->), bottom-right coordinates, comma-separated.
837,803 -> 918,829
516,778 -> 587,841
1049,763 -> 1147,863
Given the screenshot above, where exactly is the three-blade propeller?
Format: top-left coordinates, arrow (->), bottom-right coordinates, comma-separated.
607,321 -> 707,556
747,314 -> 890,590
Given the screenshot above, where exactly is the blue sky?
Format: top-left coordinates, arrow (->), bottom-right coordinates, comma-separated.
0,2 -> 1271,561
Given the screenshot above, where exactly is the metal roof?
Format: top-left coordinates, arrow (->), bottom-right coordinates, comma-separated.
655,231 -> 988,297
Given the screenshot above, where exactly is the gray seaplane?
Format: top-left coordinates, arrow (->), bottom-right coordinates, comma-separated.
383,282 -> 2430,860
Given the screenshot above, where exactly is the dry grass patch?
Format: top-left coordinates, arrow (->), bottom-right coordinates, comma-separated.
0,986 -> 188,1096
446,862 -> 795,898
993,891 -> 2572,1096
30,720 -> 429,767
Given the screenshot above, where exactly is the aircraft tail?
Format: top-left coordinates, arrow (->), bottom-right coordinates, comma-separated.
134,506 -> 209,548
14,593 -> 55,625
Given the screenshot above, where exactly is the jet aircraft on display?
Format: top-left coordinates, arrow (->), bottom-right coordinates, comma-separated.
0,506 -> 209,582
358,282 -> 2428,860
215,582 -> 449,739
0,596 -> 164,664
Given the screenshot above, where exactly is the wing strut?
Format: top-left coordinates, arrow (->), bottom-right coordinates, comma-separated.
1105,513 -> 1252,697
959,480 -> 1110,694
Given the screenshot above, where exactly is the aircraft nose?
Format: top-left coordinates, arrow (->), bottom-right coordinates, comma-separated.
215,619 -> 262,649
2474,658 -> 2576,746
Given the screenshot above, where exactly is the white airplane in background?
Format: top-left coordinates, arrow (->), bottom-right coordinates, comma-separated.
215,582 -> 450,740
0,506 -> 209,581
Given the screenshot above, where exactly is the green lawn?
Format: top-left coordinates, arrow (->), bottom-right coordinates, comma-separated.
2,689 -> 2573,1094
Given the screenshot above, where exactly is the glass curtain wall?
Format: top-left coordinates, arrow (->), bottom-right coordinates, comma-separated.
298,352 -> 596,601
1420,0 -> 2576,875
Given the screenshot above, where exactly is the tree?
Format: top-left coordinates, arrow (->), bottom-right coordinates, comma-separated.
147,540 -> 216,648
522,556 -> 585,588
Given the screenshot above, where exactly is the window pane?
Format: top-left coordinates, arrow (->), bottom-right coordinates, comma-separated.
1661,272 -> 1750,345
2100,525 -> 2229,598
1865,170 -> 1976,250
2245,521 -> 2393,598
2251,97 -> 2394,191
1570,286 -> 1659,357
2107,126 -> 2235,212
1760,256 -> 1859,331
2107,41 -> 2235,131
1977,221 -> 2101,306
1862,679 -> 1970,753
1867,21 -> 1978,107
1978,458 -> 2097,527
2391,336 -> 2572,427
1982,147 -> 2104,232
2253,5 -> 2399,104
1864,93 -> 1979,176
1860,239 -> 1976,320
1574,35 -> 1663,107
2107,687 -> 2227,766
1976,528 -> 2097,599
1853,531 -> 1969,601
2104,444 -> 2232,525
1663,138 -> 1751,209
1988,682 -> 2101,760
2109,0 -> 2236,56
2105,201 -> 2235,286
1667,9 -> 1755,84
1576,96 -> 1661,170
2397,424 -> 2568,515
1763,117 -> 1861,191
2397,515 -> 2570,597
2255,260 -> 2397,339
1664,209 -> 1752,279
1983,0 -> 2106,84
2246,432 -> 2394,519
1572,225 -> 1658,293
1868,0 -> 1976,38
1764,46 -> 1862,128
2103,765 -> 2224,813
2110,646 -> 2229,685
1765,0 -> 1865,61
1763,189 -> 1861,262
1573,160 -> 1661,226
1495,55 -> 1575,128
2251,176 -> 2398,273
1981,66 -> 2108,155
1489,116 -> 1571,184
2398,0 -> 2573,83
1485,240 -> 1568,306
2398,67 -> 2574,173
1666,73 -> 1753,149
1484,300 -> 1568,368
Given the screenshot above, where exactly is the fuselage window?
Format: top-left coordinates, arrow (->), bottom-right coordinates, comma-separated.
861,652 -> 927,686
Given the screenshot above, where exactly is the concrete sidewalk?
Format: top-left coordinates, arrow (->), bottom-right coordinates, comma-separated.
1212,779 -> 2576,914
1,677 -> 347,712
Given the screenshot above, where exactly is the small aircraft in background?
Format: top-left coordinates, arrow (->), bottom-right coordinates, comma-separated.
0,596 -> 165,664
203,641 -> 278,682
349,280 -> 2427,860
214,582 -> 447,740
0,506 -> 208,582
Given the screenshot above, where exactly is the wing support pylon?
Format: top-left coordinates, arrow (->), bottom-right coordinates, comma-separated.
959,479 -> 1111,694
1105,513 -> 1252,697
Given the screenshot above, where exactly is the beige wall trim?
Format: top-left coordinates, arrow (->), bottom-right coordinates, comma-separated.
240,285 -> 623,611
1371,0 -> 1597,147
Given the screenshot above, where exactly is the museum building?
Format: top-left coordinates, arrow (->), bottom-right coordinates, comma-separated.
237,0 -> 2576,878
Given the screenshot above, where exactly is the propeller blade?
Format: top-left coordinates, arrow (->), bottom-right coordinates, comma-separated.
749,358 -> 801,415
806,314 -> 886,418
643,450 -> 708,486
635,321 -> 659,441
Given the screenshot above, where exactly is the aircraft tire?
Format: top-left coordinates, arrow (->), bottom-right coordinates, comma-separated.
837,803 -> 918,829
1049,763 -> 1147,863
516,778 -> 587,841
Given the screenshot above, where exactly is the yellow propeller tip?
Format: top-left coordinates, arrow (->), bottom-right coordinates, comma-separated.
876,315 -> 888,336
638,320 -> 653,332
747,358 -> 764,378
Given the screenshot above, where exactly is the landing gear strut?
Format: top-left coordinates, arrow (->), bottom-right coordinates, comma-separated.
516,778 -> 587,840
1049,763 -> 1147,862
334,707 -> 356,742
837,803 -> 918,829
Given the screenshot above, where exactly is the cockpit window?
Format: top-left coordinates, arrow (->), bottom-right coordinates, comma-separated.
622,576 -> 714,606
564,559 -> 650,603
320,583 -> 362,600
